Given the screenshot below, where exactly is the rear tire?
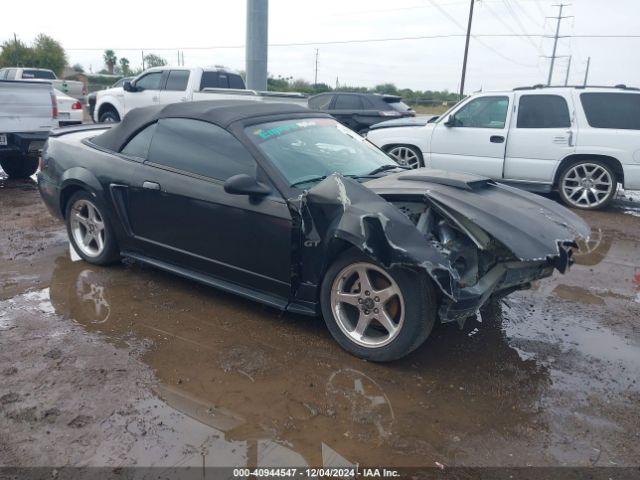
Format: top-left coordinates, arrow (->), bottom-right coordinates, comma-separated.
320,250 -> 437,362
65,191 -> 120,265
0,152 -> 38,179
557,159 -> 617,210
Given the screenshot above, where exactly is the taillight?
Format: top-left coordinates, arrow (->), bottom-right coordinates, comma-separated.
38,155 -> 45,171
72,101 -> 82,110
51,92 -> 58,118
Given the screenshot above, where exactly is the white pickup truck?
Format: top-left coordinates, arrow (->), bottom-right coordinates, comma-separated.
367,85 -> 640,209
0,68 -> 85,99
94,66 -> 307,123
0,80 -> 57,178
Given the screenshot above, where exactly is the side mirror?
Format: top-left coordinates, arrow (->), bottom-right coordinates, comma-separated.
443,115 -> 455,127
224,174 -> 271,197
123,80 -> 136,92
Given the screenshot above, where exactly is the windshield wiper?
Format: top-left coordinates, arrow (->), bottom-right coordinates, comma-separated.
290,175 -> 329,188
366,164 -> 409,176
290,173 -> 366,188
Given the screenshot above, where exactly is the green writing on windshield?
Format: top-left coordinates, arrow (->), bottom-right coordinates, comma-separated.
252,120 -> 319,140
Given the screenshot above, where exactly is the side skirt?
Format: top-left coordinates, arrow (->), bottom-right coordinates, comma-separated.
122,251 -> 318,317
499,180 -> 553,193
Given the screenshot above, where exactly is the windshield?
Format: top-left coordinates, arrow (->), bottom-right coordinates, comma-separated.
246,118 -> 398,187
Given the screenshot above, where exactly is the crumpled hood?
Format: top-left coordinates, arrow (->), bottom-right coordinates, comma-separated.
363,169 -> 591,262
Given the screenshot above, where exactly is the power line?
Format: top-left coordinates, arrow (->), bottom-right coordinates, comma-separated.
502,0 -> 542,51
481,1 -> 542,53
323,1 -> 468,18
57,33 -> 640,51
426,0 -> 538,67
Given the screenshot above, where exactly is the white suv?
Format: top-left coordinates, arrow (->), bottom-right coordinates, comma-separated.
366,86 -> 640,209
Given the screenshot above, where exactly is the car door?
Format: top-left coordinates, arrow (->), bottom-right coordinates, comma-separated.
330,94 -> 365,131
504,93 -> 576,183
430,94 -> 512,178
124,71 -> 163,115
158,69 -> 190,105
124,117 -> 293,300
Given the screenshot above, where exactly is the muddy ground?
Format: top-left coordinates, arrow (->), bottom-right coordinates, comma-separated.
0,173 -> 639,472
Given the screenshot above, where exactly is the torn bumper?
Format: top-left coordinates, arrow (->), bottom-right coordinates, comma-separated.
439,260 -> 554,322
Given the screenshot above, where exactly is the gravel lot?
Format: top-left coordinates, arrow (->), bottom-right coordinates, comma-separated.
0,172 -> 639,470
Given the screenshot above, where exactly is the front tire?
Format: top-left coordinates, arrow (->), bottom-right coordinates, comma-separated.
65,191 -> 120,265
0,152 -> 38,179
320,250 -> 437,362
385,145 -> 423,169
558,160 -> 617,210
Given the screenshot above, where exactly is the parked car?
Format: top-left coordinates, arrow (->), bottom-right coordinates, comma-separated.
38,101 -> 588,361
0,67 -> 85,99
0,79 -> 57,178
94,67 -> 307,123
87,77 -> 132,121
54,89 -> 83,127
308,92 -> 415,134
366,85 -> 640,210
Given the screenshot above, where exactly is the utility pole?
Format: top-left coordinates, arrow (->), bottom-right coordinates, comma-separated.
246,0 -> 268,91
459,0 -> 475,99
564,55 -> 572,86
314,49 -> 319,86
141,50 -> 145,70
583,56 -> 591,86
546,3 -> 572,85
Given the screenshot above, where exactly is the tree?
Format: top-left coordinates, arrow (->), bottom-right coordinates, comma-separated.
0,38 -> 33,68
103,49 -> 117,74
0,34 -> 67,75
143,54 -> 167,68
31,34 -> 67,75
373,83 -> 398,95
118,57 -> 131,76
72,63 -> 84,73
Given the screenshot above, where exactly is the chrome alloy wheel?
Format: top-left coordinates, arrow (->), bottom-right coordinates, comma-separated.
69,199 -> 106,258
387,146 -> 421,169
330,262 -> 405,348
561,163 -> 613,208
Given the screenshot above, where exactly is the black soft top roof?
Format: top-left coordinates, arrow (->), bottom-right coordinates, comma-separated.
91,100 -> 320,152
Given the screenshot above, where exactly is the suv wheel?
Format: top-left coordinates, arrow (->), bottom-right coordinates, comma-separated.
320,250 -> 437,362
558,160 -> 616,210
0,152 -> 38,179
385,145 -> 423,169
65,191 -> 120,265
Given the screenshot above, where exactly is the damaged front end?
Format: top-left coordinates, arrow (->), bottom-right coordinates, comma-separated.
295,172 -> 590,326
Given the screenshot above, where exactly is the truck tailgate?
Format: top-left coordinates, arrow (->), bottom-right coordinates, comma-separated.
0,80 -> 54,133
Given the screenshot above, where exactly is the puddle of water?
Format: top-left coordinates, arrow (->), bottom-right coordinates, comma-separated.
28,245 -> 637,467
2,188 -> 639,467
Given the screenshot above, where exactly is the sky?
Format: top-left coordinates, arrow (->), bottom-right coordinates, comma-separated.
2,0 -> 639,92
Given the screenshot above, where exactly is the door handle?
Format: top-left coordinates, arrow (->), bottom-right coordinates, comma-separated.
142,181 -> 161,191
490,135 -> 505,144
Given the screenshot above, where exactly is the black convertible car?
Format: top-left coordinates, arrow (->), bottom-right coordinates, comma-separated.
38,101 -> 590,361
